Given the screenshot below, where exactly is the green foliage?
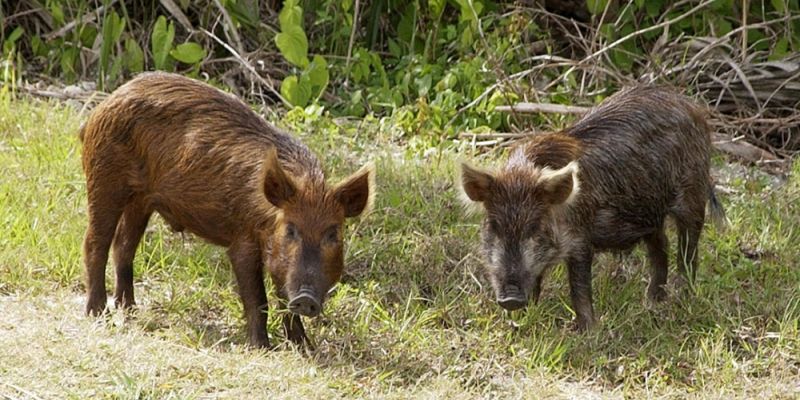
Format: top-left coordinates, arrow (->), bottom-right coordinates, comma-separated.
151,16 -> 175,71
99,11 -> 125,89
276,0 -> 329,107
2,0 -> 799,135
170,42 -> 206,64
3,26 -> 24,55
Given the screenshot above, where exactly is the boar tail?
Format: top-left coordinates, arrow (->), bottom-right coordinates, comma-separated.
78,122 -> 86,142
708,185 -> 727,231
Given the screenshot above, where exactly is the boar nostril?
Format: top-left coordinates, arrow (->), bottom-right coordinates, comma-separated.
288,291 -> 321,317
497,284 -> 527,310
497,296 -> 527,311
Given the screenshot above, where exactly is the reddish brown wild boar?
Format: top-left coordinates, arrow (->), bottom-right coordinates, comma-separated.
80,72 -> 374,348
460,86 -> 724,330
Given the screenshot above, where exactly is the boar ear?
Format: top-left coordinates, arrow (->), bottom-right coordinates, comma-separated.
262,148 -> 297,208
537,161 -> 580,205
460,162 -> 494,203
334,162 -> 375,218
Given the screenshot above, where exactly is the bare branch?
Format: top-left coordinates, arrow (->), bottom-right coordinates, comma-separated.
201,28 -> 289,107
494,103 -> 588,114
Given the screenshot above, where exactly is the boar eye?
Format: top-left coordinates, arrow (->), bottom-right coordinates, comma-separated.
323,225 -> 340,244
285,223 -> 300,241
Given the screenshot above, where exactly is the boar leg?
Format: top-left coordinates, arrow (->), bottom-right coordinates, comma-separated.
645,226 -> 669,301
676,217 -> 703,285
566,246 -> 595,331
227,239 -> 270,348
84,191 -> 127,316
674,196 -> 705,285
112,200 -> 151,309
282,313 -> 310,346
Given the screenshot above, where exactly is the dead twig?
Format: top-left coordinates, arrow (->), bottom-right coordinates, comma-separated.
159,0 -> 193,32
201,28 -> 289,107
345,0 -> 361,76
494,103 -> 588,114
212,0 -> 244,54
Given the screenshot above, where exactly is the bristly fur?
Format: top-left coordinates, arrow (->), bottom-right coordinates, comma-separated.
461,84 -> 718,332
80,71 -> 375,348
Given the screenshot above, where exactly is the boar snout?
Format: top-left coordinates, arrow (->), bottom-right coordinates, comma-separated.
288,287 -> 322,317
497,284 -> 528,311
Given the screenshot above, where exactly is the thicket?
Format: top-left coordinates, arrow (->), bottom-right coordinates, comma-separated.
2,0 -> 800,150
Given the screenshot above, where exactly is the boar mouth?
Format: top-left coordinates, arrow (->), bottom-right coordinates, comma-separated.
288,288 -> 322,317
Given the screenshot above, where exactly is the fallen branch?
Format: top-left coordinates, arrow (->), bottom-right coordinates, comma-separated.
458,132 -> 532,139
459,128 -> 779,163
494,103 -> 588,114
711,132 -> 778,162
4,83 -> 107,103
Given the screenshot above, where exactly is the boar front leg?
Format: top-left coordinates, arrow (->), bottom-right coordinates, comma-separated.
566,246 -> 595,331
227,239 -> 270,348
282,312 -> 310,347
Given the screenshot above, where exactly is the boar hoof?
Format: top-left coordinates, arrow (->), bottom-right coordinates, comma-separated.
249,336 -> 271,350
85,296 -> 108,316
647,285 -> 667,302
570,317 -> 596,332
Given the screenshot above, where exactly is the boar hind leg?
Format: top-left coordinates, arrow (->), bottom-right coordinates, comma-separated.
674,198 -> 705,285
112,200 -> 152,309
283,313 -> 310,347
676,217 -> 703,285
228,240 -> 270,348
645,227 -> 669,301
566,246 -> 595,331
84,196 -> 126,316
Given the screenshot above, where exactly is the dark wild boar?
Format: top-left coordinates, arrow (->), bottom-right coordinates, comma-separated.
81,72 -> 374,348
460,86 -> 724,330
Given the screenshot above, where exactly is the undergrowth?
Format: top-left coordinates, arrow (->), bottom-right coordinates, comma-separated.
0,97 -> 798,398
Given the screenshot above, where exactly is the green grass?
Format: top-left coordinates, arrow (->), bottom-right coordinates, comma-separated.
1,97 -> 799,398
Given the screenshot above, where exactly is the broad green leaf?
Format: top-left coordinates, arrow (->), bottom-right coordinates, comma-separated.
586,0 -> 608,15
710,0 -> 733,11
125,38 -> 145,73
170,42 -> 206,64
225,0 -> 260,29
428,0 -> 446,19
646,0 -> 664,17
79,25 -> 98,48
3,26 -> 24,54
771,0 -> 786,13
100,11 -> 125,87
49,2 -> 65,26
769,37 -> 789,60
281,75 -> 312,107
31,35 -> 47,57
279,0 -> 304,30
60,47 -> 79,81
275,25 -> 309,68
108,56 -> 124,86
151,16 -> 175,71
306,55 -> 329,100
342,0 -> 353,12
397,5 -> 416,44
